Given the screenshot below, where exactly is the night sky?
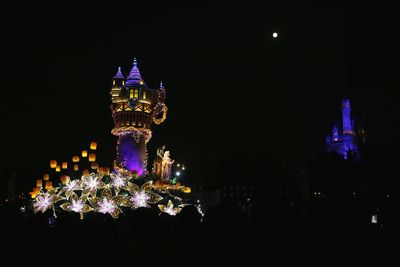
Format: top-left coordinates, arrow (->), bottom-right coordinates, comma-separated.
1,4 -> 399,184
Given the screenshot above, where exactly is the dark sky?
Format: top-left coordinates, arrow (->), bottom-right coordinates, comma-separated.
1,3 -> 399,182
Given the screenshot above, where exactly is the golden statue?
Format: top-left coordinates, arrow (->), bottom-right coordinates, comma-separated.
161,151 -> 174,180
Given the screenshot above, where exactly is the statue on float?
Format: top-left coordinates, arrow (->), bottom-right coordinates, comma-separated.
153,145 -> 174,180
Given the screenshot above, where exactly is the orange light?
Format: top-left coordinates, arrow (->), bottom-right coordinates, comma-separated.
88,153 -> 96,162
34,187 -> 41,194
43,174 -> 49,181
91,162 -> 99,169
82,150 -> 88,157
55,165 -> 61,172
30,192 -> 37,199
62,162 -> 68,169
99,167 -> 110,175
82,169 -> 90,176
60,175 -> 70,185
90,142 -> 97,150
36,179 -> 43,188
50,160 -> 57,169
184,187 -> 191,193
72,156 -> 80,162
73,164 -> 79,171
45,181 -> 53,190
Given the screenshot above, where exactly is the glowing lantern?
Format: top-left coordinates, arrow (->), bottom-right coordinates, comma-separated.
50,160 -> 57,169
62,162 -> 68,169
34,187 -> 41,194
43,174 -> 49,181
88,153 -> 96,162
91,162 -> 99,169
100,167 -> 110,175
36,179 -> 43,188
74,164 -> 79,171
30,192 -> 37,199
82,150 -> 88,157
72,156 -> 80,162
55,165 -> 61,172
90,142 -> 97,150
184,187 -> 191,193
60,175 -> 70,185
45,181 -> 53,190
83,169 -> 90,176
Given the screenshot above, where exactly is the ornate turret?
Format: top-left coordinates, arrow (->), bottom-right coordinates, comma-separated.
110,67 -> 125,102
126,58 -> 146,86
110,58 -> 168,175
113,66 -> 125,80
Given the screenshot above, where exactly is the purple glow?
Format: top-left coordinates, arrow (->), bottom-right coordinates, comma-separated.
342,98 -> 353,135
126,58 -> 145,86
118,133 -> 145,176
113,66 -> 125,79
332,125 -> 339,140
326,98 -> 360,160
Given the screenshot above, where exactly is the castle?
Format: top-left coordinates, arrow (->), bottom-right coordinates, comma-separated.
325,98 -> 366,160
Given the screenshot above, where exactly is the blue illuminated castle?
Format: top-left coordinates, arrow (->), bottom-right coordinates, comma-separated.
326,98 -> 366,160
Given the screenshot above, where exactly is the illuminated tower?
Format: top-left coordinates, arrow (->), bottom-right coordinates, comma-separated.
326,98 -> 364,160
110,58 -> 168,175
341,98 -> 354,135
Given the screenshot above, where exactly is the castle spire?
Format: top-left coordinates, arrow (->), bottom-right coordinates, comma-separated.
126,58 -> 146,86
113,66 -> 125,79
342,98 -> 354,135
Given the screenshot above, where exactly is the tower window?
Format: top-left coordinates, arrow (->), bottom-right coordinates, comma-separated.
122,81 -> 125,86
130,89 -> 134,99
134,89 -> 139,98
113,80 -> 116,85
143,91 -> 147,100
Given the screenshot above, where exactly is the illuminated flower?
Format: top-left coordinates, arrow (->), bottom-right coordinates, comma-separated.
109,173 -> 129,195
60,193 -> 93,219
89,189 -> 123,218
120,181 -> 162,209
98,198 -> 117,214
82,173 -> 105,197
33,192 -> 64,213
65,179 -> 81,192
70,198 -> 84,212
61,179 -> 81,200
158,200 -> 182,216
131,190 -> 150,208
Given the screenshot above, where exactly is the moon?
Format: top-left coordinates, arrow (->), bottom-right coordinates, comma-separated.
272,32 -> 278,38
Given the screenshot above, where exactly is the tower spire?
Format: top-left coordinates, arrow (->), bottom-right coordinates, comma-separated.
126,58 -> 145,86
113,66 -> 125,79
342,98 -> 354,135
